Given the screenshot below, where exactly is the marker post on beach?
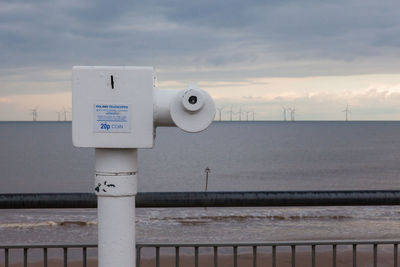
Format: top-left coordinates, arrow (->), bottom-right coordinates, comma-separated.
72,66 -> 215,267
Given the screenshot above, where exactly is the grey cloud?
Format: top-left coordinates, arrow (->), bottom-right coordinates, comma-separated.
1,0 -> 400,84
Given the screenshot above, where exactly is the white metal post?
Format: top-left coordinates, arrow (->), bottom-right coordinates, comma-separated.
73,66 -> 215,267
95,148 -> 138,267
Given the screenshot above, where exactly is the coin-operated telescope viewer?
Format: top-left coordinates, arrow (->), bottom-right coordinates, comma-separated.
72,66 -> 215,267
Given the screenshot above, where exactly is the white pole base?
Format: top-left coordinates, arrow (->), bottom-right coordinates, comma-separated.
95,148 -> 138,267
98,196 -> 136,267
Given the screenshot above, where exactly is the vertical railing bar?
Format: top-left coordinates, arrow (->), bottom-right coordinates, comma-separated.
136,247 -> 141,267
24,248 -> 28,267
83,247 -> 87,267
5,248 -> 9,267
43,247 -> 48,267
291,245 -> 296,267
272,246 -> 276,267
333,245 -> 337,267
156,247 -> 160,267
214,246 -> 218,267
233,246 -> 238,267
253,246 -> 257,267
5,242 -> 400,267
312,245 -> 316,267
195,247 -> 199,267
63,247 -> 68,267
175,246 -> 180,267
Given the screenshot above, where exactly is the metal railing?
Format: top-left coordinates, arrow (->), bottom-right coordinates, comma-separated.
2,191 -> 400,266
1,240 -> 399,267
0,244 -> 96,267
136,240 -> 400,267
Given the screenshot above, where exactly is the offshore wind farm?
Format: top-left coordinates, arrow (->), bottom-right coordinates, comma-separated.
214,104 -> 355,121
30,103 -> 376,122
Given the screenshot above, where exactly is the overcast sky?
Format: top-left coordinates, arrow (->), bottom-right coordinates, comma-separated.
1,0 -> 400,120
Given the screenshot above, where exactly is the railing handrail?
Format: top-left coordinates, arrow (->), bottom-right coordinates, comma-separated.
1,190 -> 400,208
136,240 -> 400,247
1,239 -> 399,249
0,244 -> 97,249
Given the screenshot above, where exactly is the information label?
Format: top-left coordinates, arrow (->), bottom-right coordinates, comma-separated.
93,104 -> 131,133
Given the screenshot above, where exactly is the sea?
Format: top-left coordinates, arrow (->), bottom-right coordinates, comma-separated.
1,121 -> 400,247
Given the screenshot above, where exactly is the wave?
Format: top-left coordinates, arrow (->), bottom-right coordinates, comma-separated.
0,220 -> 97,229
156,215 -> 352,225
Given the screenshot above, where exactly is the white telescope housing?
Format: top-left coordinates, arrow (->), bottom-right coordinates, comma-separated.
72,66 -> 215,148
72,66 -> 215,267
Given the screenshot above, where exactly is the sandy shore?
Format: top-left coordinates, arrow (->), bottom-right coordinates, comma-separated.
1,249 -> 398,267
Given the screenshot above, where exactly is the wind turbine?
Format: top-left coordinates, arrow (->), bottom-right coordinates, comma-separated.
244,111 -> 252,121
63,108 -> 68,121
216,107 -> 225,121
342,104 -> 350,121
30,107 -> 39,121
228,106 -> 233,121
251,111 -> 255,121
288,107 -> 296,121
232,107 -> 242,121
237,107 -> 242,121
281,106 -> 287,121
63,107 -> 71,121
56,111 -> 62,121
